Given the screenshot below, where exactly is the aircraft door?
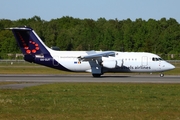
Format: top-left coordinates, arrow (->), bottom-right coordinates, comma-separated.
158,59 -> 162,70
142,56 -> 148,66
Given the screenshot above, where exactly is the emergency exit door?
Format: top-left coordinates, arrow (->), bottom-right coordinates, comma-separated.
142,56 -> 148,66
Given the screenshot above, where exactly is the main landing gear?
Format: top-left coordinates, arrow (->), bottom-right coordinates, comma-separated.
92,74 -> 101,77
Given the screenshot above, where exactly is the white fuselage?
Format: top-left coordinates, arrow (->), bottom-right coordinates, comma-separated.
48,50 -> 175,73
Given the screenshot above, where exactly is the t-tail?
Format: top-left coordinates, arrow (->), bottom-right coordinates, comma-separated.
7,26 -> 50,62
7,26 -> 70,71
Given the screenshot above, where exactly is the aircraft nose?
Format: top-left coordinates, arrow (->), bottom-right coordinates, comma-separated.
167,63 -> 175,70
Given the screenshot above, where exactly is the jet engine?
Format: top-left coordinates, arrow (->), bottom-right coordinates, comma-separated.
102,59 -> 123,69
102,60 -> 117,69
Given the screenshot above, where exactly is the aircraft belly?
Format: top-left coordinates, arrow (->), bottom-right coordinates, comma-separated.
60,61 -> 90,71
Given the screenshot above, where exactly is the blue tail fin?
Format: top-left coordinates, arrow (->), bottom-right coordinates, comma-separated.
9,26 -> 49,55
7,26 -> 51,62
7,26 -> 71,71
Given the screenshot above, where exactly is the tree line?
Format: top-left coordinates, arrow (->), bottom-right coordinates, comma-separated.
0,16 -> 180,59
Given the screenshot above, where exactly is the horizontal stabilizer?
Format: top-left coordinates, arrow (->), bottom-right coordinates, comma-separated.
5,26 -> 32,30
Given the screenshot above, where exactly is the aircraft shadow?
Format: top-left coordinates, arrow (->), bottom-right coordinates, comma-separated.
99,75 -> 131,78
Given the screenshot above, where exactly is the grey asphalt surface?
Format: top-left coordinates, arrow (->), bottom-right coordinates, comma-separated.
0,74 -> 179,89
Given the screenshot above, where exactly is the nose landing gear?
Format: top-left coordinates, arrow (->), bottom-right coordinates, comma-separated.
160,73 -> 164,77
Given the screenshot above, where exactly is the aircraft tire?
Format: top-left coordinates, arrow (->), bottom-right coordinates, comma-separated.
92,74 -> 101,77
160,73 -> 164,77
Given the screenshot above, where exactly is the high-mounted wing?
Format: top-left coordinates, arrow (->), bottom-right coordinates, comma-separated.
78,51 -> 115,61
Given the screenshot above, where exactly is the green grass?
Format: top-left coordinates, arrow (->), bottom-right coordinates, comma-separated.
0,82 -> 18,85
0,66 -> 69,74
0,63 -> 73,74
164,68 -> 180,75
0,83 -> 180,120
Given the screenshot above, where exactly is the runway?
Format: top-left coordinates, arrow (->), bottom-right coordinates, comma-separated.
0,74 -> 179,89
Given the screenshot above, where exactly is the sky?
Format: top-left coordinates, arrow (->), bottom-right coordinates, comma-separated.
1,0 -> 180,23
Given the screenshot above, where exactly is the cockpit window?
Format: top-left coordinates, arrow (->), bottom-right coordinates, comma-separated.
159,58 -> 163,60
152,57 -> 163,61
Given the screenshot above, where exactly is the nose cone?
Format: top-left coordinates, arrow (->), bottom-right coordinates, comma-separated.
167,63 -> 175,70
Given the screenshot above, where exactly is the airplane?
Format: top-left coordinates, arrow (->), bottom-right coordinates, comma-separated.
6,26 -> 175,77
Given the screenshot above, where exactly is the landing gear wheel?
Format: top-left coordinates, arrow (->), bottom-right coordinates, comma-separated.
92,74 -> 101,77
160,73 -> 164,77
